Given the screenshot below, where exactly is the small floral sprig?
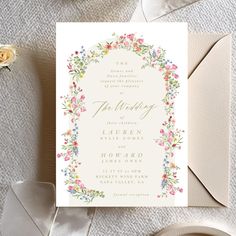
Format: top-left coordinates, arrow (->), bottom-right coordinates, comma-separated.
61,158 -> 105,203
57,94 -> 105,203
156,125 -> 184,197
57,123 -> 79,161
67,46 -> 100,81
67,33 -> 154,82
0,45 -> 16,71
97,33 -> 153,57
157,128 -> 183,157
60,82 -> 86,123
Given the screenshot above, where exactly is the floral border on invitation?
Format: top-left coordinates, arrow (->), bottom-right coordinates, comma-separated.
57,33 -> 184,203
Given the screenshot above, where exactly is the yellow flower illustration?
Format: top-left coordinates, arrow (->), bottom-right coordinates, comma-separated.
67,102 -> 72,108
74,185 -> 80,191
170,162 -> 176,168
103,49 -> 109,55
66,130 -> 72,136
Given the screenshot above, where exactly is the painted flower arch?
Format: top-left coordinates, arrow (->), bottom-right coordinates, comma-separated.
57,33 -> 184,203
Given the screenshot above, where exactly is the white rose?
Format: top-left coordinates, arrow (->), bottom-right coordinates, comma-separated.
0,45 -> 16,68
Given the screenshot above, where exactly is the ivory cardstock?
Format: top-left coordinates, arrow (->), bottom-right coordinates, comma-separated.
56,23 -> 188,206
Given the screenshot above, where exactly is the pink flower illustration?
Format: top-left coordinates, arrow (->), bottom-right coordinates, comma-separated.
105,43 -> 112,50
127,34 -> 134,41
73,141 -> 78,147
173,74 -> 179,79
162,174 -> 167,179
80,107 -> 86,112
159,141 -> 164,146
168,137 -> 173,143
137,38 -> 144,44
172,64 -> 177,70
68,186 -> 74,191
71,96 -> 76,103
79,183 -> 85,189
124,41 -> 129,47
72,104 -> 78,109
67,150 -> 72,155
67,64 -> 72,70
165,65 -> 170,70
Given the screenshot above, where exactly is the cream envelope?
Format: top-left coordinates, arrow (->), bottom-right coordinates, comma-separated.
188,34 -> 231,207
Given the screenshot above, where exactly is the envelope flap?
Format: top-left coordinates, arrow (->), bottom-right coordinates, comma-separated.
188,34 -> 231,206
188,34 -> 228,76
188,167 -> 222,207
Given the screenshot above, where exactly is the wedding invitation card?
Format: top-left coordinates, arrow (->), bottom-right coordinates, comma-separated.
56,23 -> 188,206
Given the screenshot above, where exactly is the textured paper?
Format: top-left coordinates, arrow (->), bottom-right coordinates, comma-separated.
56,23 -> 188,207
188,34 -> 231,207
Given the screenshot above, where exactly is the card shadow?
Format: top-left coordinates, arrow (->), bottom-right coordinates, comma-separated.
31,50 -> 56,184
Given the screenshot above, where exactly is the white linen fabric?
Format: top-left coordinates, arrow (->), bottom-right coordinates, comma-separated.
0,0 -> 236,235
